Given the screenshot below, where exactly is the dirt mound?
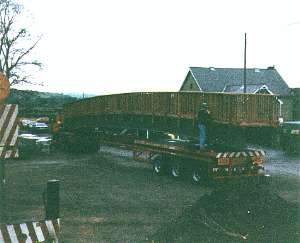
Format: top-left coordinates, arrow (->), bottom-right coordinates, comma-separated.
151,186 -> 300,242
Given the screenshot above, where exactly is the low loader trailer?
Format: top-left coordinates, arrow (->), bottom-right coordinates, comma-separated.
90,129 -> 267,183
132,138 -> 266,183
55,126 -> 268,183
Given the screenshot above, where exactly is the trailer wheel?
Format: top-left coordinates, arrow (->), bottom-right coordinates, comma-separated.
153,155 -> 164,175
192,169 -> 202,183
171,162 -> 181,178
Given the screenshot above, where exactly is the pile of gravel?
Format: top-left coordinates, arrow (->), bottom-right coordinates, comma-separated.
151,185 -> 299,242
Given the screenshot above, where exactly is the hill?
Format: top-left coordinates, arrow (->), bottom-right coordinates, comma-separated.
6,89 -> 78,118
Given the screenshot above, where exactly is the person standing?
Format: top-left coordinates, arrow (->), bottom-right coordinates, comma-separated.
197,102 -> 211,149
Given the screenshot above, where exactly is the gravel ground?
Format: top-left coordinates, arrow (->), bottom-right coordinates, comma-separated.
0,145 -> 299,242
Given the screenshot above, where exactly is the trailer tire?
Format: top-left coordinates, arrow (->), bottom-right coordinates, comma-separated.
171,162 -> 182,178
152,155 -> 165,175
192,169 -> 203,183
191,163 -> 209,184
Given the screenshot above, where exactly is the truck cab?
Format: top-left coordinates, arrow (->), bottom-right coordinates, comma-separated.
279,121 -> 300,152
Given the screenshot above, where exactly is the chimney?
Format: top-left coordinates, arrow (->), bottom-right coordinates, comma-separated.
267,65 -> 275,70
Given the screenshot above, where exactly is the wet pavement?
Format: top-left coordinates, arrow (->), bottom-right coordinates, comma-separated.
264,147 -> 300,177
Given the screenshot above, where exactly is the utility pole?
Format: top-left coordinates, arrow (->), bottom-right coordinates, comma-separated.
243,33 -> 247,94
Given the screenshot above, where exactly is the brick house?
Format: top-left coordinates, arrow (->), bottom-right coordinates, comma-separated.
180,66 -> 294,121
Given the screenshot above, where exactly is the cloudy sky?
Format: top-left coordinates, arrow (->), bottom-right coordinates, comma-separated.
16,0 -> 300,95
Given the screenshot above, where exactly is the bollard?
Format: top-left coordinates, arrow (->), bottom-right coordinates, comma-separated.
45,179 -> 60,220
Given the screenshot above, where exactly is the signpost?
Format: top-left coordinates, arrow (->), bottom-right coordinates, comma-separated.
0,73 -> 19,222
0,73 -> 10,101
0,73 -> 61,241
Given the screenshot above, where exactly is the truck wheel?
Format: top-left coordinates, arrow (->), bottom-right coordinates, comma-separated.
153,155 -> 164,175
171,162 -> 181,178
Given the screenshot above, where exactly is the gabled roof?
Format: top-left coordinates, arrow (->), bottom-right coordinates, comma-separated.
188,67 -> 291,96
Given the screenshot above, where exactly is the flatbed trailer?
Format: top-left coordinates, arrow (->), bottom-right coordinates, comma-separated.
132,139 -> 266,181
71,128 -> 267,183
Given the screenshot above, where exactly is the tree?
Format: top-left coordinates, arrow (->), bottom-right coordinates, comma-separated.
0,0 -> 41,86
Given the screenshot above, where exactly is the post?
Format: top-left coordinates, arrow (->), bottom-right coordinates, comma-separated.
0,159 -> 4,186
0,159 -> 6,222
243,33 -> 247,94
45,179 -> 60,220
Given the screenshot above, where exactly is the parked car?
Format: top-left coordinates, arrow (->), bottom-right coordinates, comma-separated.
279,121 -> 300,152
18,133 -> 52,158
28,122 -> 49,133
20,119 -> 33,130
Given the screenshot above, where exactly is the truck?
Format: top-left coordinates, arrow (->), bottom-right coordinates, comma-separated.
54,91 -> 279,182
278,121 -> 300,152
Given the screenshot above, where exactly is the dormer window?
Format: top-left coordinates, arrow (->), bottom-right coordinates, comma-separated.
255,85 -> 273,95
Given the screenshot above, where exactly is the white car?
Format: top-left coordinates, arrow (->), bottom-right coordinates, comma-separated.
28,122 -> 49,132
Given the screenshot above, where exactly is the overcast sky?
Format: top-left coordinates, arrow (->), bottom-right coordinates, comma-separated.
16,0 -> 300,95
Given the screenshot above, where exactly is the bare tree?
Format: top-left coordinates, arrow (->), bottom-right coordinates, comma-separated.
0,0 -> 41,86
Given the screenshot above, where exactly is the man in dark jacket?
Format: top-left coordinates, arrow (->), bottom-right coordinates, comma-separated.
197,102 -> 211,149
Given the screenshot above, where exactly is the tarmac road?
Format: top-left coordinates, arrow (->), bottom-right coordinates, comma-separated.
255,146 -> 300,205
265,147 -> 299,176
1,144 -> 299,242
